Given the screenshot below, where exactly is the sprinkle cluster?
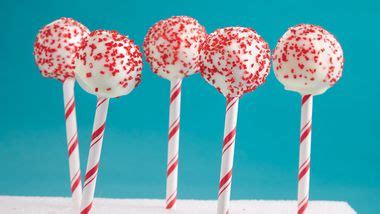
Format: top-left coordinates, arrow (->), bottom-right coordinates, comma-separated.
200,27 -> 271,99
74,30 -> 143,98
273,24 -> 344,95
34,18 -> 90,82
143,16 -> 207,80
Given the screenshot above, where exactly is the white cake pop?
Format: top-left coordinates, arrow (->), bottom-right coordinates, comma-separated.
34,17 -> 90,81
143,16 -> 207,80
74,30 -> 143,98
200,27 -> 271,99
272,24 -> 344,95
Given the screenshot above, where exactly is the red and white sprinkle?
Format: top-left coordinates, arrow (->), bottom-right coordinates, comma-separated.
272,24 -> 344,95
143,16 -> 207,80
75,30 -> 143,98
200,27 -> 271,99
34,17 -> 90,82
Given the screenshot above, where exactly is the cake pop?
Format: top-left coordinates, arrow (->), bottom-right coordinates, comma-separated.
75,30 -> 142,214
33,17 -> 89,208
272,24 -> 344,214
200,27 -> 270,214
143,16 -> 206,209
273,24 -> 343,95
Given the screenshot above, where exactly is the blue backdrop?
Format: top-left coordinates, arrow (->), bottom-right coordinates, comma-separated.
0,0 -> 378,213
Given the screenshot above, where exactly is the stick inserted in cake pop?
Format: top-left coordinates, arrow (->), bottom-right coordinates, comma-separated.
273,24 -> 344,214
34,17 -> 90,209
143,16 -> 207,209
200,27 -> 271,214
74,30 -> 143,214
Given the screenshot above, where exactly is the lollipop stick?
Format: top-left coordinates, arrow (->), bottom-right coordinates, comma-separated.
298,94 -> 313,214
80,98 -> 109,214
62,78 -> 82,208
166,78 -> 182,209
217,97 -> 239,214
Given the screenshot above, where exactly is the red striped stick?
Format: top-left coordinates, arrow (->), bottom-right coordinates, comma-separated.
166,79 -> 182,209
298,94 -> 313,214
62,78 -> 82,209
80,98 -> 109,214
217,97 -> 239,214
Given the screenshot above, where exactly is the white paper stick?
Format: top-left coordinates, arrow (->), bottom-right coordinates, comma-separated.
217,97 -> 239,214
166,78 -> 182,209
62,78 -> 82,209
298,94 -> 313,214
80,98 -> 109,214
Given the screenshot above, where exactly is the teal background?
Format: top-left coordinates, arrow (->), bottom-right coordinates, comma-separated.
0,0 -> 378,213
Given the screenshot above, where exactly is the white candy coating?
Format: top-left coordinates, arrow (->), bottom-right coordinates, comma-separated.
34,18 -> 90,81
75,30 -> 143,98
143,16 -> 207,81
273,24 -> 344,95
200,27 -> 271,99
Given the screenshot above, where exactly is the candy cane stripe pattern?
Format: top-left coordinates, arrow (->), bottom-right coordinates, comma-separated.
218,98 -> 239,214
63,78 -> 82,208
81,98 -> 109,214
166,79 -> 182,209
298,95 -> 313,214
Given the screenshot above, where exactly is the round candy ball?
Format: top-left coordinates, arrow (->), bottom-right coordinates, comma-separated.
143,16 -> 207,81
272,24 -> 344,95
200,27 -> 271,99
74,30 -> 143,98
34,17 -> 90,82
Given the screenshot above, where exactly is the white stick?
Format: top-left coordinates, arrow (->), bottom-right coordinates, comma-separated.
62,78 -> 82,209
80,98 -> 109,214
217,97 -> 239,214
297,94 -> 313,214
166,78 -> 182,209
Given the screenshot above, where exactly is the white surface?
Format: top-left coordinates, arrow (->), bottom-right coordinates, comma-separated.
0,196 -> 356,214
